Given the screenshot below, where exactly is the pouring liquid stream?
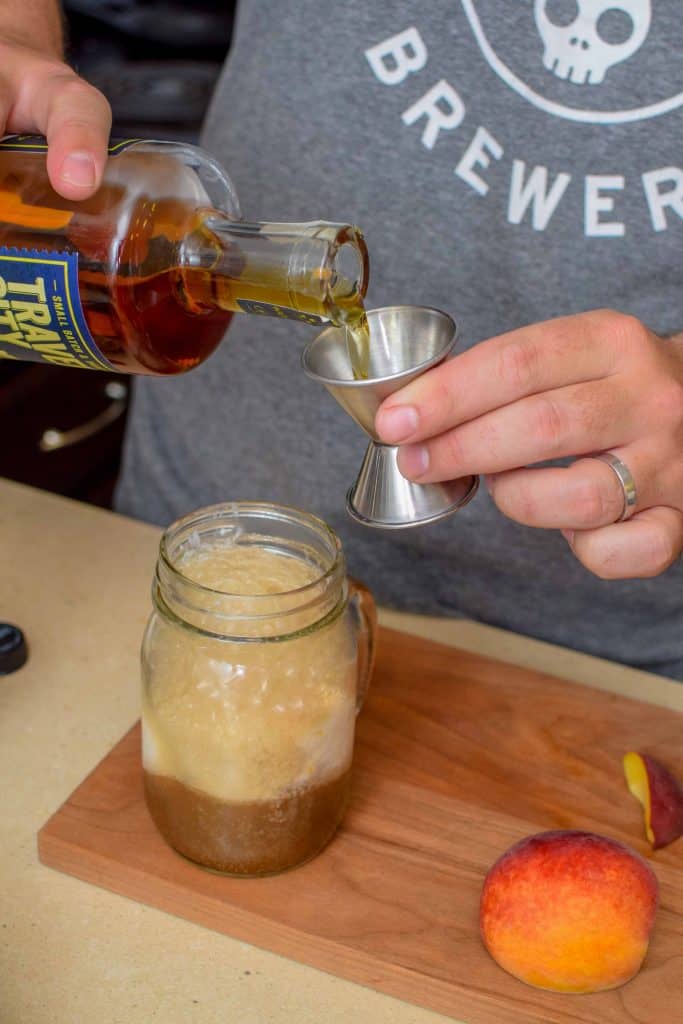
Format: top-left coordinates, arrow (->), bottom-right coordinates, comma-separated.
344,311 -> 371,381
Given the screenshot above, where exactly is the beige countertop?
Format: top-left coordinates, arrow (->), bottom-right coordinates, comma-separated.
1,478 -> 681,1024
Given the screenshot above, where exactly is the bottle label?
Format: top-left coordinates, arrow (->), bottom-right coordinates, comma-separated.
236,299 -> 326,326
0,248 -> 114,370
0,135 -> 140,155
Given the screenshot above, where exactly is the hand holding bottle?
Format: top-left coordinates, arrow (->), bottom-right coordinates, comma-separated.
0,6 -> 111,199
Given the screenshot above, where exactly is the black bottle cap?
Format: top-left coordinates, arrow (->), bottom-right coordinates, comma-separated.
0,622 -> 28,674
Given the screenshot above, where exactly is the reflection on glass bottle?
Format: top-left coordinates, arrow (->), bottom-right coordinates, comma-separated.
0,136 -> 369,377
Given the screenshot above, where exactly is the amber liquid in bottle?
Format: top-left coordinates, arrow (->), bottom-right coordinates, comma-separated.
0,145 -> 370,376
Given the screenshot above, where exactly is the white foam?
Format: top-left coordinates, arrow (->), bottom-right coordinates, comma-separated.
142,541 -> 358,802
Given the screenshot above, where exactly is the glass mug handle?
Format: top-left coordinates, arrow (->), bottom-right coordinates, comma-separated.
348,577 -> 377,712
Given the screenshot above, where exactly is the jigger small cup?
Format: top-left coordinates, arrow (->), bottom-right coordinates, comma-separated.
301,305 -> 479,529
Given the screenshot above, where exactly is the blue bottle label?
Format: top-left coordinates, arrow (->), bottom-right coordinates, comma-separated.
0,134 -> 140,155
0,248 -> 114,370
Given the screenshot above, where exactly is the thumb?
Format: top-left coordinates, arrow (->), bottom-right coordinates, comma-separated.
1,42 -> 111,199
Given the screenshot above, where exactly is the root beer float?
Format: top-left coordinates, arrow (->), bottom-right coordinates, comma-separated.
141,502 -> 376,875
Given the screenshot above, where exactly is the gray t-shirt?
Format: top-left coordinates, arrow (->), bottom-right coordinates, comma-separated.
116,1 -> 683,678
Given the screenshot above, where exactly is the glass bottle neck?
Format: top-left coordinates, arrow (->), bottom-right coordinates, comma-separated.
184,214 -> 369,329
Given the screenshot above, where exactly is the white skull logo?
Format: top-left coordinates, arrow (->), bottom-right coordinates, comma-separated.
534,0 -> 652,85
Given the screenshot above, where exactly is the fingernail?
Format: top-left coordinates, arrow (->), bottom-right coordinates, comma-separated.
398,444 -> 429,479
59,151 -> 97,188
376,404 -> 419,443
561,529 -> 575,546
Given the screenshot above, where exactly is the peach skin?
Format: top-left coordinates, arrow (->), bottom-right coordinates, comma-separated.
480,830 -> 658,994
624,752 -> 683,850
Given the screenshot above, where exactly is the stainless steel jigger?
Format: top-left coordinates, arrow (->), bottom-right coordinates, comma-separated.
301,305 -> 479,529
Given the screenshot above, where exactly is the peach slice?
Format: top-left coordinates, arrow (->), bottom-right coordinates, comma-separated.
480,830 -> 658,993
624,752 -> 683,850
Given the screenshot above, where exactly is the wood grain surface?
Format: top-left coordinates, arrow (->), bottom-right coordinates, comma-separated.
38,628 -> 683,1024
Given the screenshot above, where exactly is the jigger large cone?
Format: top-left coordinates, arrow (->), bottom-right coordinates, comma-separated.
302,305 -> 479,528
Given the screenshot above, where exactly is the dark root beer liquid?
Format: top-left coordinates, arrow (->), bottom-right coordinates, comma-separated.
144,769 -> 352,876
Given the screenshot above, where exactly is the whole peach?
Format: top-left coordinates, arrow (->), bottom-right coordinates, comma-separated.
480,830 -> 658,993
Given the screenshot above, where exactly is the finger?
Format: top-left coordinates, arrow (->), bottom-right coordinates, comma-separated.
485,448 -> 660,530
565,507 -> 683,580
0,77 -> 14,134
42,74 -> 111,199
395,377 -> 634,483
6,51 -> 110,199
376,310 -> 631,445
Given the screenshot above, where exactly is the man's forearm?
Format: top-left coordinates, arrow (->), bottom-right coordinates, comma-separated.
0,0 -> 64,58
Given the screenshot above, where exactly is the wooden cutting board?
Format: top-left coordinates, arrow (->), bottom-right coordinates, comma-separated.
38,628 -> 683,1024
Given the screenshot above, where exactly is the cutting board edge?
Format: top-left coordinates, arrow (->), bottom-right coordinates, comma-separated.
38,823 -> 559,1024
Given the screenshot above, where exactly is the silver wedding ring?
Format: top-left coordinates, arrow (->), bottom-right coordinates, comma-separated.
590,452 -> 637,522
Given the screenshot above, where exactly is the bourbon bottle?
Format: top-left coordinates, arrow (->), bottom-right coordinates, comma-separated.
0,137 -> 369,375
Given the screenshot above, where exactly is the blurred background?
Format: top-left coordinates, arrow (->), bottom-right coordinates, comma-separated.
1,0 -> 235,508
66,0 -> 234,142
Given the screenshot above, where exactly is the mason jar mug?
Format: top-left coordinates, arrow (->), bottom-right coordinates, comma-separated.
141,501 -> 376,876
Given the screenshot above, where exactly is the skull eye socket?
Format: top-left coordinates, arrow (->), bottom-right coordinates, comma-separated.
596,8 -> 635,46
543,0 -> 580,28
